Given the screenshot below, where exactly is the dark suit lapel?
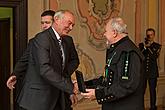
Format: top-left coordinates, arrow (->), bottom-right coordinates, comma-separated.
47,28 -> 63,64
62,36 -> 69,67
63,36 -> 70,68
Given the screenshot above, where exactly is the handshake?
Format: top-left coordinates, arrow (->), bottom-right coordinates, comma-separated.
75,70 -> 102,93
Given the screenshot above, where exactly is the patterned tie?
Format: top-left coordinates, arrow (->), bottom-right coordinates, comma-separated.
58,38 -> 65,68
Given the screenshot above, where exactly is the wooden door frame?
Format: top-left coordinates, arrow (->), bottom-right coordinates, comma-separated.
0,0 -> 28,64
0,0 -> 27,109
0,17 -> 11,110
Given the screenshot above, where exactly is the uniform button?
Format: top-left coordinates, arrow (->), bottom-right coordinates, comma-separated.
108,97 -> 110,99
109,82 -> 111,85
111,95 -> 114,98
101,99 -> 104,101
109,79 -> 112,81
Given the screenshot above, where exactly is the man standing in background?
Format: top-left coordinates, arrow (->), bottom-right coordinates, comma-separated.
40,10 -> 55,30
139,28 -> 161,110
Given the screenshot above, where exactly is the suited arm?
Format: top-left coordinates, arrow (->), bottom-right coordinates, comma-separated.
33,36 -> 74,94
12,40 -> 34,79
66,37 -> 79,76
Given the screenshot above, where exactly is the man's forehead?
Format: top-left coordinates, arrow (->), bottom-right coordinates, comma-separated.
41,15 -> 53,19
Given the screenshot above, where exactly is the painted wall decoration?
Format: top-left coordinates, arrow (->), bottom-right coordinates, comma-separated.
76,0 -> 122,50
49,0 -> 122,79
71,44 -> 96,81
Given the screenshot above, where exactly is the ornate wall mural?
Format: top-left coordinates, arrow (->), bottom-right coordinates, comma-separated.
49,0 -> 122,79
76,0 -> 122,50
76,45 -> 96,80
71,44 -> 96,81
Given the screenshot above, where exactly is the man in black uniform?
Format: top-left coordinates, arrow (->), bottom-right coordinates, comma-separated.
139,28 -> 161,110
81,17 -> 145,110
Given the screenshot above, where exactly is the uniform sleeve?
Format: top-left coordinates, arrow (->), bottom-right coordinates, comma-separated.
148,44 -> 161,59
138,43 -> 145,52
33,35 -> 74,94
95,51 -> 142,104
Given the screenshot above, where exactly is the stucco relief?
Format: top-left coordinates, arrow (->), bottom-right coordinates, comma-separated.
49,0 -> 97,80
76,0 -> 122,50
72,44 -> 96,81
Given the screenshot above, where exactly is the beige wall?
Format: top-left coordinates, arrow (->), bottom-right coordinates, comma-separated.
28,0 -> 51,39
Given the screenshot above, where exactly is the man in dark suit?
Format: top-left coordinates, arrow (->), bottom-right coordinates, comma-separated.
139,28 -> 161,110
7,10 -> 79,110
40,10 -> 55,30
13,10 -> 56,105
81,17 -> 145,110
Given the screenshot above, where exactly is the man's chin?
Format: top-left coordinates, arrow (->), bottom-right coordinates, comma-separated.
61,32 -> 69,36
61,34 -> 68,37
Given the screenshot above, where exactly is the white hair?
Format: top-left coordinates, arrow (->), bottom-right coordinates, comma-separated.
54,10 -> 74,19
110,17 -> 127,34
54,10 -> 65,19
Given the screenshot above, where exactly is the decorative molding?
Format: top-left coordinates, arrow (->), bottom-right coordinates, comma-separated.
76,0 -> 121,50
74,44 -> 96,80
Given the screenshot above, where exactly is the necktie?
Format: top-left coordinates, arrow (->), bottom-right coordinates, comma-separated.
58,38 -> 65,68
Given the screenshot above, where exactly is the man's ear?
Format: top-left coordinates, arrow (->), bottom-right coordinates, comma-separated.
113,30 -> 118,38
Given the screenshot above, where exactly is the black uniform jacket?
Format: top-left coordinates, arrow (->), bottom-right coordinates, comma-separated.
139,42 -> 161,78
86,36 -> 145,110
13,27 -> 79,110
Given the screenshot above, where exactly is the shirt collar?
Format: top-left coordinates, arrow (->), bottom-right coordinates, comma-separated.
51,27 -> 61,40
111,36 -> 128,47
108,36 -> 129,52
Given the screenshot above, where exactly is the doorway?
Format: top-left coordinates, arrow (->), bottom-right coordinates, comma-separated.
0,18 -> 11,110
0,0 -> 27,110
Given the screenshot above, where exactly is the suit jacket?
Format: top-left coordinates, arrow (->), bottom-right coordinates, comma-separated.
139,42 -> 161,78
14,27 -> 79,110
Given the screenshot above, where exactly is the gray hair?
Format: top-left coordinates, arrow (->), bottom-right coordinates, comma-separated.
110,17 -> 127,34
54,10 -> 74,19
54,10 -> 65,19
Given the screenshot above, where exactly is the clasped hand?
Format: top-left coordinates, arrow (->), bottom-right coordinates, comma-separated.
6,75 -> 17,89
81,89 -> 96,100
